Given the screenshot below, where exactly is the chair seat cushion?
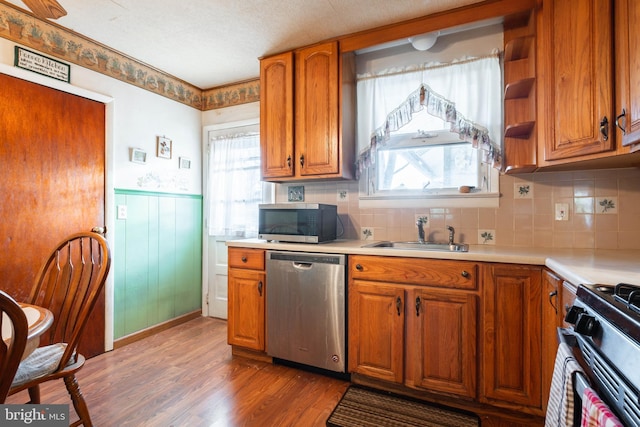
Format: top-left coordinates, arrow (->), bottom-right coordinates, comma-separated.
11,343 -> 68,387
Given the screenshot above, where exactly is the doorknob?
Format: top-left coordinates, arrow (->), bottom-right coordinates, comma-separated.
91,226 -> 107,235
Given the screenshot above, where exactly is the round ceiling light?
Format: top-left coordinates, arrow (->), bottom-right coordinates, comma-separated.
408,32 -> 439,51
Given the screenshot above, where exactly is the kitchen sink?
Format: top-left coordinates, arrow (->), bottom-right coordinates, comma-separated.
362,241 -> 469,252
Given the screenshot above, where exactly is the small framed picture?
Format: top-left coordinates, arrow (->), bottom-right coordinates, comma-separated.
179,157 -> 191,169
157,136 -> 172,159
130,148 -> 147,164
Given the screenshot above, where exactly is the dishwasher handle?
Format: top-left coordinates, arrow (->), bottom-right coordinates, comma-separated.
293,262 -> 313,270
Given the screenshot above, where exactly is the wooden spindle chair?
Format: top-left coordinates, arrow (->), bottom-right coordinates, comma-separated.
9,232 -> 111,427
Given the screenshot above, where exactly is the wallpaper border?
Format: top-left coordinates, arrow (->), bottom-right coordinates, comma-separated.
0,1 -> 259,111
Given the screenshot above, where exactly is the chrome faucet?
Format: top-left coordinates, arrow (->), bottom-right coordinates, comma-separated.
446,225 -> 455,245
416,219 -> 425,243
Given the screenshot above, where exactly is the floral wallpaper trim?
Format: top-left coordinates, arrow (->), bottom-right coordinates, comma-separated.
0,3 -> 258,111
202,79 -> 260,110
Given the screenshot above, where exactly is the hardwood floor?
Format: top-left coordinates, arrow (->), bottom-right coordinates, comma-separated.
6,317 -> 350,426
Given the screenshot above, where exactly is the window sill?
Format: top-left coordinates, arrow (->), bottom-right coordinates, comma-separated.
358,192 -> 500,209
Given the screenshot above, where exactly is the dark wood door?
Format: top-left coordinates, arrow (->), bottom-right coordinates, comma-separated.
0,73 -> 106,357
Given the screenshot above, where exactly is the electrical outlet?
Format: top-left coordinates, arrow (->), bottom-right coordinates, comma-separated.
288,185 -> 304,202
555,203 -> 569,221
117,205 -> 128,220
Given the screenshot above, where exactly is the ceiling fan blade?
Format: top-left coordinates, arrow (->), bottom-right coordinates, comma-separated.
22,0 -> 67,19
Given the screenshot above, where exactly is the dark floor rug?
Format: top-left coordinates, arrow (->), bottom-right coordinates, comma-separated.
326,386 -> 479,427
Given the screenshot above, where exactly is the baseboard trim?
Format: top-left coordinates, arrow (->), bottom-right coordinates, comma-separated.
114,310 -> 202,349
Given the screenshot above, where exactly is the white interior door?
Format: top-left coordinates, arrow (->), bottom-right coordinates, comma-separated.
202,118 -> 269,319
207,236 -> 229,319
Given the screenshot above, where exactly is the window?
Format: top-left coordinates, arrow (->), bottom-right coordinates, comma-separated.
207,121 -> 273,238
373,112 -> 485,195
356,36 -> 503,208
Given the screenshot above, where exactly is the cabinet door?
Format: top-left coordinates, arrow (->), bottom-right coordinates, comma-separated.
482,264 -> 543,412
227,268 -> 265,351
260,51 -> 294,179
348,279 -> 404,383
616,0 -> 640,147
539,0 -> 614,161
560,280 -> 577,327
406,288 -> 477,398
295,41 -> 340,177
541,269 -> 561,412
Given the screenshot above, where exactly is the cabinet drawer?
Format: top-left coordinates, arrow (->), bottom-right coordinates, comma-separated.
228,248 -> 265,270
349,255 -> 477,290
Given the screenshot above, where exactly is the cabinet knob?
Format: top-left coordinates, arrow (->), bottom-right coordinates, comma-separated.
461,270 -> 470,278
415,296 -> 421,317
355,264 -> 363,271
396,296 -> 402,316
241,256 -> 247,263
287,155 -> 292,168
258,280 -> 263,296
299,154 -> 305,167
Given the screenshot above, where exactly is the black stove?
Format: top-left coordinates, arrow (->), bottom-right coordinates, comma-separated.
574,283 -> 640,344
564,283 -> 640,426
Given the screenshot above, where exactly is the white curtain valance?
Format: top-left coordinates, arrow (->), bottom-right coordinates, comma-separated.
356,54 -> 503,177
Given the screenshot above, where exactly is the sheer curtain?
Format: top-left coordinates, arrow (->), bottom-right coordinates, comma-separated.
208,132 -> 272,238
356,54 -> 503,175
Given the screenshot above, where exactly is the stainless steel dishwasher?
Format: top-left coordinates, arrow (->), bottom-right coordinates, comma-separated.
266,250 -> 346,373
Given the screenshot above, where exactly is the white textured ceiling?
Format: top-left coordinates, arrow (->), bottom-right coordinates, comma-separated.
5,0 -> 484,89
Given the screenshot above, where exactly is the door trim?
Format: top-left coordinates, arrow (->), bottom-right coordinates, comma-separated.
0,62 -> 116,351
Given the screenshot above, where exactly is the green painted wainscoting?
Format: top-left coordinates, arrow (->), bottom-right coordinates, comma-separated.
113,189 -> 203,339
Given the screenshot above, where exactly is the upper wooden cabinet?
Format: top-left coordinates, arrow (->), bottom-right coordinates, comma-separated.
260,52 -> 294,179
615,0 -> 640,149
260,41 -> 355,182
537,0 -> 639,166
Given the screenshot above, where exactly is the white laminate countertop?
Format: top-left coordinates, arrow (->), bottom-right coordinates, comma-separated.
226,238 -> 640,287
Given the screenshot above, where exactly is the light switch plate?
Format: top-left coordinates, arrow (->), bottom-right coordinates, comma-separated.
288,185 -> 304,202
555,203 -> 569,221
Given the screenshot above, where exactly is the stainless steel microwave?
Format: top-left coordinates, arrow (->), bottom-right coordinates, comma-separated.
258,203 -> 338,243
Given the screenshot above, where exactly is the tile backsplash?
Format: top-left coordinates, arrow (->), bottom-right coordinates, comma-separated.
275,168 -> 640,249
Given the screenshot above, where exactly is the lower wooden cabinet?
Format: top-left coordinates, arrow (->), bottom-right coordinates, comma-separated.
348,279 -> 405,383
481,263 -> 543,414
226,248 -> 553,422
406,288 -> 477,398
348,255 -> 479,399
227,248 -> 266,351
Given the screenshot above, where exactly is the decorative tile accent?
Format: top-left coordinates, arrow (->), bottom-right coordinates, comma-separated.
596,197 -> 618,214
361,227 -> 374,240
479,229 -> 495,245
337,188 -> 349,202
514,183 -> 533,198
0,2 -> 258,111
